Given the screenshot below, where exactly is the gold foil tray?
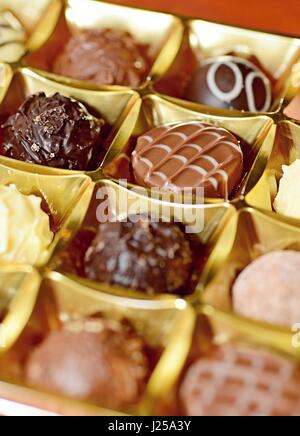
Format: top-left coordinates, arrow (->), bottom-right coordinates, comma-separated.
201,207 -> 300,359
48,178 -> 236,301
247,120 -> 300,214
0,163 -> 94,264
0,265 -> 40,353
156,18 -> 300,115
0,272 -> 196,415
0,66 -> 141,177
0,0 -> 59,36
102,93 -> 276,203
25,0 -> 184,89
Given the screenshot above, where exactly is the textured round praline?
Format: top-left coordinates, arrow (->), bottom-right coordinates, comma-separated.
180,345 -> 300,416
53,29 -> 150,87
131,122 -> 243,198
185,56 -> 272,112
1,92 -> 104,170
24,318 -> 149,409
83,217 -> 193,295
232,251 -> 300,327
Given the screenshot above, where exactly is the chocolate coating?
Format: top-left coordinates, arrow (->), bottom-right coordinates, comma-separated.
180,345 -> 300,416
233,251 -> 300,327
132,122 -> 243,198
53,29 -> 150,87
1,93 -> 105,170
84,217 -> 193,295
185,56 -> 272,112
0,10 -> 26,63
25,318 -> 149,408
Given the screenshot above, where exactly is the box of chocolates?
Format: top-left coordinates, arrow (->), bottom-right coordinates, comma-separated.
0,0 -> 300,416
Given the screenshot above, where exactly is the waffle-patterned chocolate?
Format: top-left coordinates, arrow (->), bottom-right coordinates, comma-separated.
185,56 -> 272,112
0,10 -> 26,63
180,345 -> 300,416
132,122 -> 243,198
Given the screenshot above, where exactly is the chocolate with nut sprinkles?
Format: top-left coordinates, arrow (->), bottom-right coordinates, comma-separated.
1,93 -> 105,170
83,217 -> 193,296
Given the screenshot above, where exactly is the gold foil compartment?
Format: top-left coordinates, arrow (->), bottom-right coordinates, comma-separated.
156,19 -> 300,114
0,162 -> 94,265
0,63 -> 12,103
0,66 -> 141,176
246,120 -> 300,214
49,177 -> 235,301
103,93 -> 275,203
0,265 -> 40,353
0,0 -> 58,36
25,0 -> 184,89
0,272 -> 195,415
201,207 -> 300,359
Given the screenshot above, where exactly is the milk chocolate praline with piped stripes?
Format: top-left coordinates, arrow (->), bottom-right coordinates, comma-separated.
180,345 -> 300,416
185,56 -> 272,112
25,318 -> 149,409
131,122 -> 243,198
1,92 -> 105,171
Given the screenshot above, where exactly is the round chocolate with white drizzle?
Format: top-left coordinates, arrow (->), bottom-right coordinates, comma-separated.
0,10 -> 26,63
185,56 -> 272,113
132,122 -> 243,198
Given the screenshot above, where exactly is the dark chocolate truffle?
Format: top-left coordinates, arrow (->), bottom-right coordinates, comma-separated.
185,56 -> 272,112
232,251 -> 300,327
53,29 -> 150,87
25,318 -> 149,409
84,217 -> 193,295
1,92 -> 105,170
180,345 -> 300,416
131,122 -> 243,198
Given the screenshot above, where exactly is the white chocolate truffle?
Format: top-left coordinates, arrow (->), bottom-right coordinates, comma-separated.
274,160 -> 300,219
0,10 -> 26,63
232,251 -> 300,327
0,185 -> 53,266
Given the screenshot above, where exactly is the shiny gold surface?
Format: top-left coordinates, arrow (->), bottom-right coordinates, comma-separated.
201,208 -> 300,359
0,164 -> 94,263
0,266 -> 40,353
247,120 -> 300,216
0,66 -> 141,176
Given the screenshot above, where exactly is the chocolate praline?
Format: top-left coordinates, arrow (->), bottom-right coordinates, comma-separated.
232,251 -> 300,326
1,92 -> 105,170
185,56 -> 272,112
131,122 -> 243,198
53,29 -> 150,87
180,345 -> 300,416
83,217 -> 193,295
24,318 -> 149,409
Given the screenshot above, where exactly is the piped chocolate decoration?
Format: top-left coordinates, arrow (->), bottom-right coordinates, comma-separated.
185,56 -> 272,112
132,122 -> 243,198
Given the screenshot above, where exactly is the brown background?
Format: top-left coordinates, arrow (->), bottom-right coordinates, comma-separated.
109,0 -> 300,36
